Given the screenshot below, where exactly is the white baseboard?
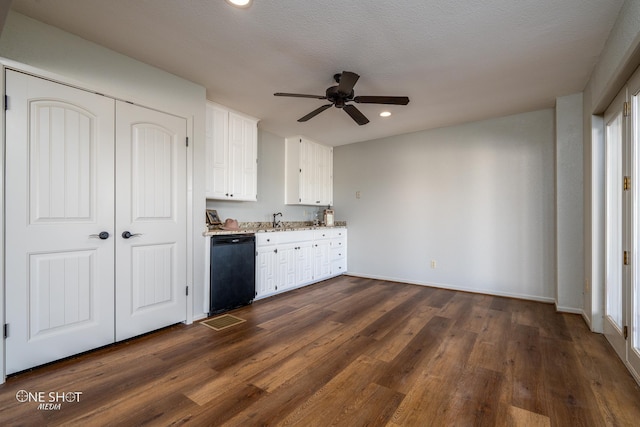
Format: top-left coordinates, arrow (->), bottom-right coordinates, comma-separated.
555,304 -> 583,314
346,272 -> 556,304
581,310 -> 593,330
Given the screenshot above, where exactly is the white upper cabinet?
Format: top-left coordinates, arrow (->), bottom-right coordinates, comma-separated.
285,136 -> 333,206
206,102 -> 258,201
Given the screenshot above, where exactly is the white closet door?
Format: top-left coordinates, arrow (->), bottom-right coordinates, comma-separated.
114,101 -> 187,341
5,70 -> 116,374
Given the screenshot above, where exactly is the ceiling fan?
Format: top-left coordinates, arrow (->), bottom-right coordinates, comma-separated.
274,71 -> 410,125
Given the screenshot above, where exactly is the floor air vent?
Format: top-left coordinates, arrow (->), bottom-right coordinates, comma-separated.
201,314 -> 246,331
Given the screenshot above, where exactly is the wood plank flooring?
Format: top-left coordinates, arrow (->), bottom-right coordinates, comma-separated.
1,275 -> 640,426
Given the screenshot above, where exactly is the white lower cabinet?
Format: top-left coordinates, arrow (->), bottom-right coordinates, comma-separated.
256,228 -> 347,299
330,228 -> 347,275
314,230 -> 332,279
256,245 -> 278,296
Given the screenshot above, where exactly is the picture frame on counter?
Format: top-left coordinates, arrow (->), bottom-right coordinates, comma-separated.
206,209 -> 222,226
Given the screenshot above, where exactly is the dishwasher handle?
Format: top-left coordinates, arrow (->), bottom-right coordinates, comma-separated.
211,234 -> 255,246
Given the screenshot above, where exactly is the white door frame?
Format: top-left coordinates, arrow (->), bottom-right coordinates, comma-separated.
0,64 -> 6,385
0,60 -> 195,384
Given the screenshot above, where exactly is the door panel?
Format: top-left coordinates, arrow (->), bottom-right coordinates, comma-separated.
5,70 -> 115,374
115,101 -> 187,341
132,244 -> 175,310
604,88 -> 627,360
629,67 -> 640,377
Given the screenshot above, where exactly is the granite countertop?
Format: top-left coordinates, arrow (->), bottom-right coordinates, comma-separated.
203,221 -> 347,236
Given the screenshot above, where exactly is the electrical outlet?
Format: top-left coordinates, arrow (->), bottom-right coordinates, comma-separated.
430,260 -> 437,269
356,191 -> 361,199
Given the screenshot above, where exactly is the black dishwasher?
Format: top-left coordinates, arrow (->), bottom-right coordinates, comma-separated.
209,234 -> 256,315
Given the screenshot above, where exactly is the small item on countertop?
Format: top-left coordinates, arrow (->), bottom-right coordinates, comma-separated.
221,218 -> 240,231
323,209 -> 334,226
206,209 -> 222,229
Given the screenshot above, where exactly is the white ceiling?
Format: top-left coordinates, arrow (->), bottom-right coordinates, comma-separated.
11,0 -> 624,146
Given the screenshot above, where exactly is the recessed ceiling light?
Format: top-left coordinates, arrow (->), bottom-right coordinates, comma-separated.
226,0 -> 252,8
380,111 -> 391,117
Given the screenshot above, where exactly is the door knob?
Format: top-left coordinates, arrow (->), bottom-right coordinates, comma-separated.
89,231 -> 110,240
122,231 -> 142,239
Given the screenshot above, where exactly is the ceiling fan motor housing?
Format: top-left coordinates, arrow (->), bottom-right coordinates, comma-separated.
326,86 -> 353,108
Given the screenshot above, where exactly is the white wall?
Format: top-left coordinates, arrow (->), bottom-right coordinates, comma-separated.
555,93 -> 584,312
583,0 -> 640,332
206,129 -> 317,224
334,109 -> 556,302
0,11 -> 208,321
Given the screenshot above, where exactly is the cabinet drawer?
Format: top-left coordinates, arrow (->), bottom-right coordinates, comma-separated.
330,228 -> 346,238
330,238 -> 345,249
331,259 -> 347,274
256,233 -> 279,246
313,229 -> 331,240
331,246 -> 346,261
278,230 -> 314,244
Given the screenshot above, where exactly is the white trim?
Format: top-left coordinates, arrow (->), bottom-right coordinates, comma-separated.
0,64 -> 5,384
624,359 -> 640,387
204,235 -> 210,315
581,310 -> 594,331
345,273 -> 556,304
555,304 -> 584,314
185,115 -> 194,325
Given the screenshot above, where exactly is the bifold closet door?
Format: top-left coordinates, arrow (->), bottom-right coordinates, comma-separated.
114,101 -> 187,341
5,70 -> 116,374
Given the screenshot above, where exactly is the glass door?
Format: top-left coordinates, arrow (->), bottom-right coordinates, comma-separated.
604,88 -> 627,360
629,67 -> 640,377
604,64 -> 640,381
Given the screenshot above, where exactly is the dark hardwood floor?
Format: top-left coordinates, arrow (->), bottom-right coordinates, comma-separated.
1,275 -> 640,426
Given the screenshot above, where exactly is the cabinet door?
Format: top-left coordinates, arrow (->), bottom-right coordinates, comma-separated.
314,239 -> 331,280
297,241 -> 314,285
228,112 -> 257,201
317,144 -> 333,205
256,246 -> 278,297
299,138 -> 317,204
278,244 -> 298,291
206,104 -> 229,199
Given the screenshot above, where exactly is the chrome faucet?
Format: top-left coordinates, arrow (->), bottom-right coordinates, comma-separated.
272,212 -> 283,228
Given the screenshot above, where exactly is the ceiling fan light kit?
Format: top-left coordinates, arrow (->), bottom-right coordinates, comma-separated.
274,71 -> 410,126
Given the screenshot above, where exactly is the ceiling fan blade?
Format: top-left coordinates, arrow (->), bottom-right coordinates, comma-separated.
353,96 -> 410,105
337,71 -> 360,96
343,104 -> 369,125
274,92 -> 327,100
298,104 -> 332,122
